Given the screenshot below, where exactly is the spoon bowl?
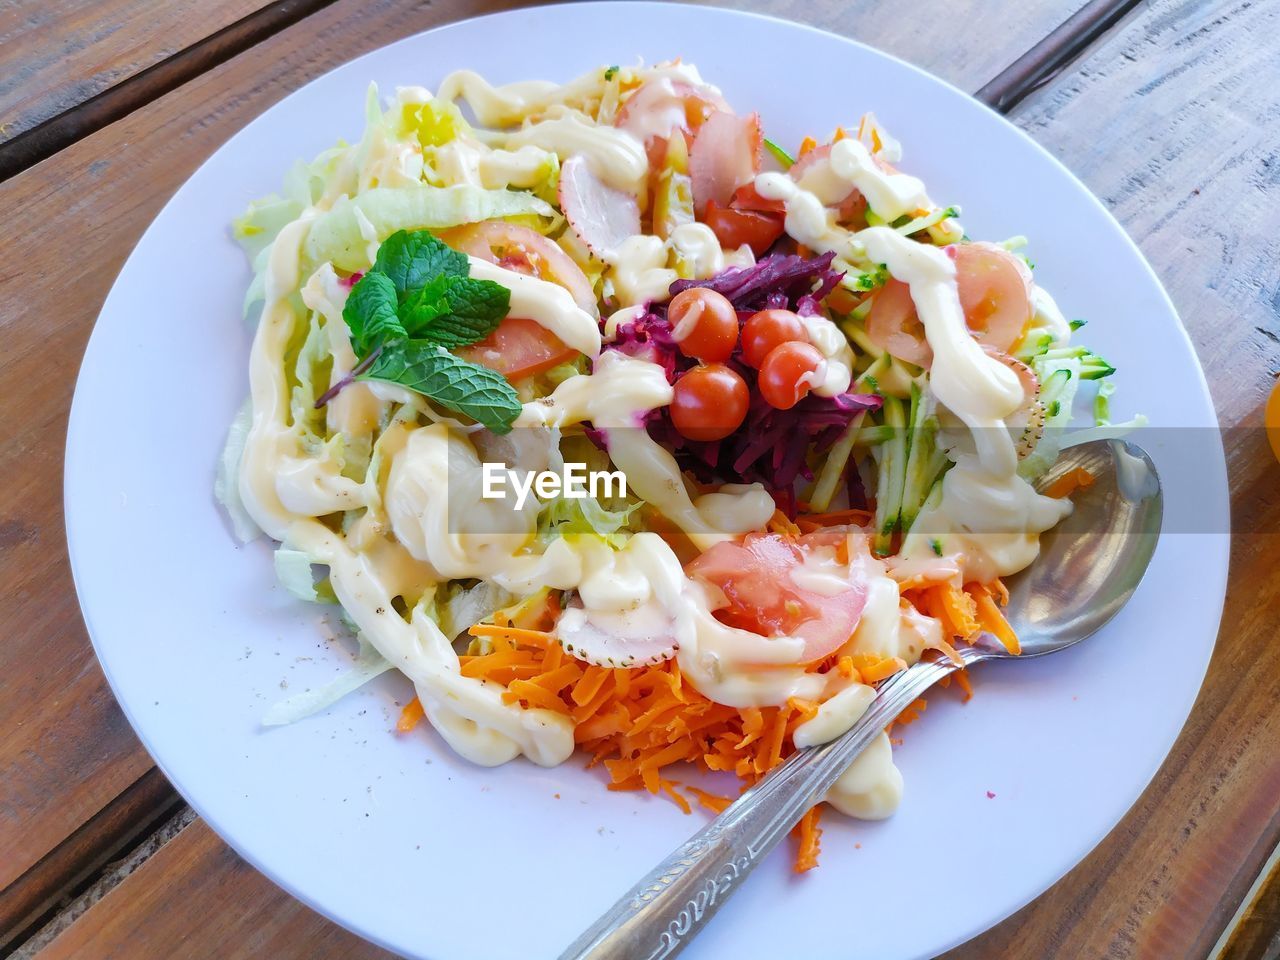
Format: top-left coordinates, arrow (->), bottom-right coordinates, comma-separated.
560,438 -> 1163,960
1004,438 -> 1163,658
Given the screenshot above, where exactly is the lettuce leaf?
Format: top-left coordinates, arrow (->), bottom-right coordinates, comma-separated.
262,639 -> 392,727
214,397 -> 261,543
305,185 -> 558,271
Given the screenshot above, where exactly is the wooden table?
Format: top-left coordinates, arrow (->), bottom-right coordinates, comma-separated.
2,0 -> 1278,956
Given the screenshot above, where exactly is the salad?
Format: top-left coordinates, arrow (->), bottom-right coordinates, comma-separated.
220,61 -> 1131,871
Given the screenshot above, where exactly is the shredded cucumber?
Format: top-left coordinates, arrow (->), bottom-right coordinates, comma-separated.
872,395 -> 908,555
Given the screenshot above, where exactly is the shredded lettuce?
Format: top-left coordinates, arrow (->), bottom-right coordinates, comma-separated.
431,580 -> 517,641
215,397 -> 261,543
262,638 -> 392,727
537,494 -> 641,548
305,185 -> 558,271
273,547 -> 337,604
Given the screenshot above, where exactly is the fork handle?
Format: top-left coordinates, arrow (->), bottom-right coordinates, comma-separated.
558,650 -> 977,960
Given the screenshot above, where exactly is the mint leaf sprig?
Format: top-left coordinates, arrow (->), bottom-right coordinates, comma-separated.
316,229 -> 522,434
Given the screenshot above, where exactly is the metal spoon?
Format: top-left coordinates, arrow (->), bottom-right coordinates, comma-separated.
559,438 -> 1162,960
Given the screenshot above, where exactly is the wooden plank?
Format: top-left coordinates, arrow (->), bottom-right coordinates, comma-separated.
1212,839 -> 1280,959
31,819 -> 395,959
0,0 -> 1084,943
943,0 -> 1280,954
0,769 -> 180,953
0,0 -> 268,145
0,0 -> 349,181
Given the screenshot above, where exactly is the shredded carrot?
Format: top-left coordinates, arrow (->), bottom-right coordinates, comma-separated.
798,135 -> 817,157
660,779 -> 692,815
851,653 -> 908,683
767,509 -> 803,538
468,624 -> 555,648
893,698 -> 928,728
686,785 -> 732,815
969,582 -> 1021,655
793,805 -> 824,873
831,126 -> 850,142
396,697 -> 424,733
1044,466 -> 1096,499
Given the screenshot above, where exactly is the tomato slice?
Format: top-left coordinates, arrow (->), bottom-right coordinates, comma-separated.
702,200 -> 784,257
456,316 -> 578,381
730,182 -> 786,214
686,531 -> 868,663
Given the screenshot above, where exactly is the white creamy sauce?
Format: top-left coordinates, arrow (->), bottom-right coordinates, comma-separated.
467,257 -> 601,358
605,224 -> 752,308
508,110 -> 648,195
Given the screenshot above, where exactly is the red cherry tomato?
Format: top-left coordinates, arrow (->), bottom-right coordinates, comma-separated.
667,287 -> 739,363
670,364 -> 749,441
456,317 -> 578,381
757,341 -> 823,410
702,200 -> 785,257
729,182 -> 786,214
741,309 -> 807,368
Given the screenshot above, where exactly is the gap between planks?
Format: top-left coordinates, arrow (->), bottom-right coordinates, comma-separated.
0,0 -> 1146,955
0,0 -> 342,183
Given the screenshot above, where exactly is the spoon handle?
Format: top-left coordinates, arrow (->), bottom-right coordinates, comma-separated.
558,652 -> 973,960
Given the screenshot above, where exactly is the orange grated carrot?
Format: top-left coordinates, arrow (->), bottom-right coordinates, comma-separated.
468,624 -> 555,648
893,698 -> 928,728
798,136 -> 817,157
768,509 -> 803,538
502,679 -> 573,714
851,653 -> 908,683
660,779 -> 692,815
793,805 -> 824,873
686,785 -> 732,815
968,582 -> 1021,655
396,697 -> 424,733
1044,466 -> 1096,499
461,628 -> 833,870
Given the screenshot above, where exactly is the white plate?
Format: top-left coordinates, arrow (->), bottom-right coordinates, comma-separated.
65,4 -> 1229,958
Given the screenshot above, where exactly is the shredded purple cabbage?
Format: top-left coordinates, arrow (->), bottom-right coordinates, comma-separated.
594,252 -> 880,506
668,251 -> 843,313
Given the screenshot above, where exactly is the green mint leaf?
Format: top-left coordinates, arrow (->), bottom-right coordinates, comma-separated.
358,341 -> 522,434
343,271 -> 402,355
373,229 -> 468,297
402,275 -> 510,348
399,273 -> 453,329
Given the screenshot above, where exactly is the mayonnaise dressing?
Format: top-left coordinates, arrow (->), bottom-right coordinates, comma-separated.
288,519 -> 575,767
606,234 -> 676,306
605,224 -> 753,308
429,138 -> 557,191
798,312 -> 855,397
507,110 -> 647,195
466,257 -> 601,357
239,218 -> 369,540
